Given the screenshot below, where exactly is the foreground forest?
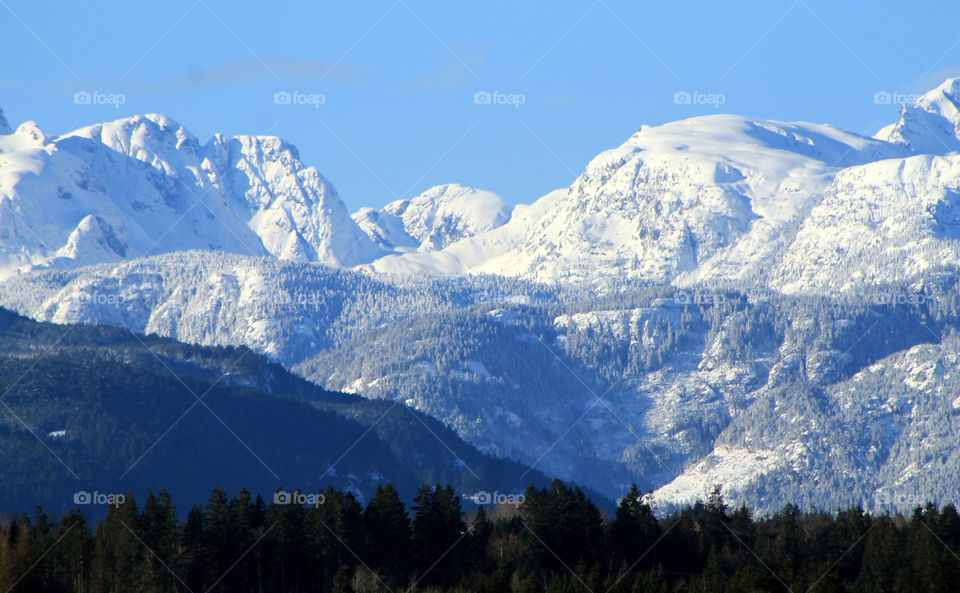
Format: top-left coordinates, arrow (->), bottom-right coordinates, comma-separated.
1,480 -> 958,593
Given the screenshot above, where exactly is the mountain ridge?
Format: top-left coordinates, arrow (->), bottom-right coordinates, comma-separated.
4,77 -> 960,291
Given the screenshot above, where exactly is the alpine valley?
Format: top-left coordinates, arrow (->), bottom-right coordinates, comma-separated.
4,78 -> 960,514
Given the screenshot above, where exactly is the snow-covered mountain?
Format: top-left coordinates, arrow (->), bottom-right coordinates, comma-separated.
876,77 -> 960,154
765,81 -> 960,294
353,183 -> 511,251
361,78 -> 960,292
5,77 -> 960,292
366,115 -> 909,286
773,153 -> 960,293
0,113 -> 383,278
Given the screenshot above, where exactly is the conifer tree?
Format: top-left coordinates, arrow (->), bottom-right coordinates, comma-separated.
49,510 -> 93,593
608,484 -> 658,570
363,483 -> 411,585
95,493 -> 146,593
140,490 -> 177,593
411,483 -> 466,586
178,503 -> 208,593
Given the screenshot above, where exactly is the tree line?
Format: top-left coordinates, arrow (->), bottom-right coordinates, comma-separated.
1,481 -> 958,593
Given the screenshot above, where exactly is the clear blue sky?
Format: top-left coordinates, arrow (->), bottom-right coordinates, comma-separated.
2,0 -> 959,211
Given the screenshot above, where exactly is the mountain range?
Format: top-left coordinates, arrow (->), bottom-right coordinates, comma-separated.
5,79 -> 960,292
3,78 -> 960,513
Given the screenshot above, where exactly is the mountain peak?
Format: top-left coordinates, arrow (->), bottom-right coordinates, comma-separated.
356,184 -> 512,251
0,111 -> 385,277
237,133 -> 300,157
0,120 -> 48,156
919,76 -> 960,111
16,120 -> 46,141
63,113 -> 201,158
876,77 -> 960,154
0,106 -> 10,135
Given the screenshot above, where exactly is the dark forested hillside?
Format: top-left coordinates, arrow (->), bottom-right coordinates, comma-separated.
0,307 -> 566,515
